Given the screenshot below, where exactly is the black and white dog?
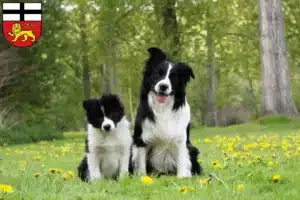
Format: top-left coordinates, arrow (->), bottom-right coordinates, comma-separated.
77,94 -> 132,182
132,47 -> 201,178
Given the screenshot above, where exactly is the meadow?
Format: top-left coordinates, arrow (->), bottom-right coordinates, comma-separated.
1,117 -> 300,200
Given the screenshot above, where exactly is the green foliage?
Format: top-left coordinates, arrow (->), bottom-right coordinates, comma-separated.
0,119 -> 63,146
1,0 -> 300,145
256,115 -> 300,126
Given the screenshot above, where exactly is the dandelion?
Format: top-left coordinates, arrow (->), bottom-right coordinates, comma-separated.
48,168 -> 62,174
214,163 -> 223,169
179,186 -> 191,194
141,176 -> 152,184
268,161 -> 274,167
67,171 -> 74,177
33,155 -> 41,160
0,184 -> 13,193
211,160 -> 219,166
60,147 -> 70,154
200,178 -> 210,185
33,173 -> 40,178
236,184 -> 244,191
203,138 -> 212,144
272,175 -> 280,183
61,173 -> 72,180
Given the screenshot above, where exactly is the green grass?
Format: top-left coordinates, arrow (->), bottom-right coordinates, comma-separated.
1,118 -> 300,200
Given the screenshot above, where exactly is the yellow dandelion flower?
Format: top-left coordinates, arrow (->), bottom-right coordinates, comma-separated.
67,171 -> 74,177
61,173 -> 72,180
236,184 -> 244,191
141,176 -> 152,184
60,147 -> 70,154
48,168 -> 62,174
33,155 -> 41,160
248,160 -> 253,165
214,163 -> 223,169
33,173 -> 40,178
0,184 -> 13,193
203,138 -> 212,144
268,161 -> 274,167
272,175 -> 280,183
211,160 -> 219,166
179,186 -> 191,193
200,178 -> 210,184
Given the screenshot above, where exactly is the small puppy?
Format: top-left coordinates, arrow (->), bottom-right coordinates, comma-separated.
77,94 -> 132,182
132,47 -> 201,178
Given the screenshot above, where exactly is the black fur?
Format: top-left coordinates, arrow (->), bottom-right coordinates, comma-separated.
133,47 -> 201,175
77,94 -> 129,182
82,94 -> 125,129
77,156 -> 89,182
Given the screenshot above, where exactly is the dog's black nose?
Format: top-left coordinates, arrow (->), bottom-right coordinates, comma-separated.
159,83 -> 168,91
103,124 -> 111,131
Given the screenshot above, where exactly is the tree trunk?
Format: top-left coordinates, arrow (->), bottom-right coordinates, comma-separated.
79,4 -> 90,130
153,0 -> 180,59
258,0 -> 297,116
206,3 -> 218,127
100,64 -> 110,95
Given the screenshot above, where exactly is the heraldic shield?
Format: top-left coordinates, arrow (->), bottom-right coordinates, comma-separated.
2,2 -> 42,48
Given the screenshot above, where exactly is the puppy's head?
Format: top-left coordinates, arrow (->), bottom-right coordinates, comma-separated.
83,94 -> 125,132
145,47 -> 195,104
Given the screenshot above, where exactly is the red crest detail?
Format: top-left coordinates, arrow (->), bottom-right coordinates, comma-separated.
2,21 -> 41,48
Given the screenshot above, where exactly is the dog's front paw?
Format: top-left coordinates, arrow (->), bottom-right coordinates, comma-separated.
89,171 -> 101,182
177,170 -> 192,178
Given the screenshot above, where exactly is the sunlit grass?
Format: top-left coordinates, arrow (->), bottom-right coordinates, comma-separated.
1,120 -> 300,199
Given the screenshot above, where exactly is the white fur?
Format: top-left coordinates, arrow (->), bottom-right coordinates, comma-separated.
154,63 -> 173,95
101,117 -> 116,131
134,92 -> 192,178
86,117 -> 132,181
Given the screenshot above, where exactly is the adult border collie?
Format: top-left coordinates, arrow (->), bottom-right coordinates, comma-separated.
132,47 -> 201,178
77,94 -> 132,182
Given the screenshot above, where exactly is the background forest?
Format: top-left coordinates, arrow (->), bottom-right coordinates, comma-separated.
1,0 -> 299,145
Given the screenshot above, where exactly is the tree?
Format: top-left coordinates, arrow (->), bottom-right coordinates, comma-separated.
153,0 -> 180,59
258,0 -> 298,115
206,1 -> 218,126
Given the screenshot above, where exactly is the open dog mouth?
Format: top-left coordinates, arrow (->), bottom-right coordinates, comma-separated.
153,91 -> 173,104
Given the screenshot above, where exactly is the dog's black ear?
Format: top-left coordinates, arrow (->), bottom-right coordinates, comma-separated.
82,99 -> 99,112
100,94 -> 124,111
147,47 -> 166,61
82,100 -> 91,111
176,62 -> 195,83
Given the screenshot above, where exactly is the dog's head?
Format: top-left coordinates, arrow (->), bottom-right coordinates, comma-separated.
144,47 -> 195,104
83,94 -> 125,132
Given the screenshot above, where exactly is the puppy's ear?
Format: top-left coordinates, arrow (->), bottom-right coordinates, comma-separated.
176,62 -> 195,83
82,100 -> 91,111
147,47 -> 166,61
82,99 -> 99,112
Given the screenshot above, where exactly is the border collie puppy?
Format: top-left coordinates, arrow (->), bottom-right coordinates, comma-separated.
132,47 -> 201,178
77,94 -> 132,182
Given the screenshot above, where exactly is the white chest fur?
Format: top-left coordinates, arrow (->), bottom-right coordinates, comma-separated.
140,93 -> 191,174
87,117 -> 132,180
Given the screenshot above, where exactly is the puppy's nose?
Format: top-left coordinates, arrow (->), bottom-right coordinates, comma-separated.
159,83 -> 168,91
103,124 -> 111,131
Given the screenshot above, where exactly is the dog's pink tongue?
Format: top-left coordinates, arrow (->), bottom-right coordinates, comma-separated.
156,95 -> 167,104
